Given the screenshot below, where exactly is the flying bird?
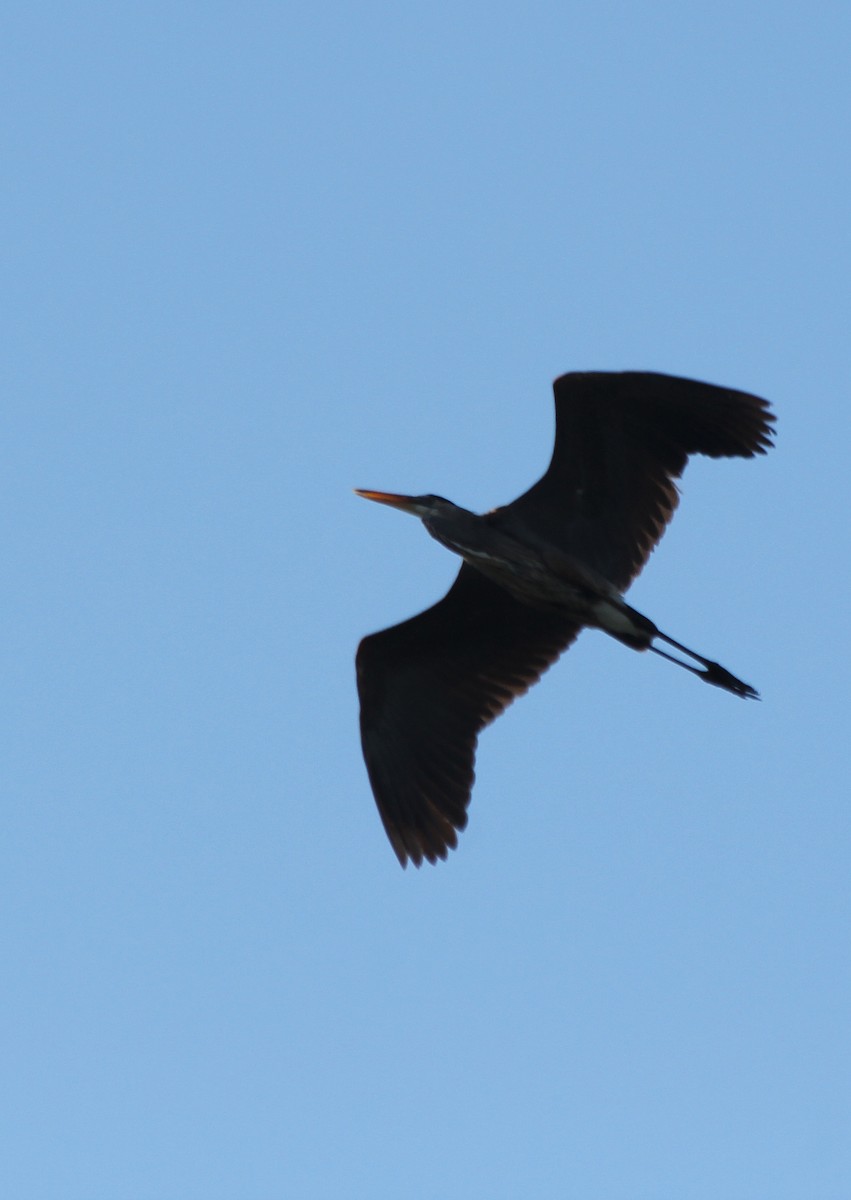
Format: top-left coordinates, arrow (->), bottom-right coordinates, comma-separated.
356,371 -> 774,867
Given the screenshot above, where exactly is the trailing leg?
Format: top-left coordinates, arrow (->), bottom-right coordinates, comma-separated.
650,633 -> 759,699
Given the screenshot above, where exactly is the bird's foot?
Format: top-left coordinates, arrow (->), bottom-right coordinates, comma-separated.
700,660 -> 759,699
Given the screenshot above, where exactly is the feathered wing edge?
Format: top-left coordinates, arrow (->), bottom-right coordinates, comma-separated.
357,565 -> 580,866
506,371 -> 775,590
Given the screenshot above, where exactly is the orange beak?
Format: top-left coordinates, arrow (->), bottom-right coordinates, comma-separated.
354,489 -> 421,513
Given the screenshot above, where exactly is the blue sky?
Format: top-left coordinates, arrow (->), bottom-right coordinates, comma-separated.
2,4 -> 849,1197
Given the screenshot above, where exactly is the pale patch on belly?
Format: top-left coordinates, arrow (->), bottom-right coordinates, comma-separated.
591,598 -> 647,638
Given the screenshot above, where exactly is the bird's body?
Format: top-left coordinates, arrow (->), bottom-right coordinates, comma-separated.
420,498 -> 651,638
356,371 -> 775,867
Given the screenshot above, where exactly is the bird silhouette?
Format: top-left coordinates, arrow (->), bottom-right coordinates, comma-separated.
356,371 -> 775,866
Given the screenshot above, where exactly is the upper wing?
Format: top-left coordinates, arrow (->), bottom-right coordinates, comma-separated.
356,563 -> 580,867
502,372 -> 775,591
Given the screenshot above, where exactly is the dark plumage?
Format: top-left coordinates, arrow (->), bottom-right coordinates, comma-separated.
356,371 -> 775,867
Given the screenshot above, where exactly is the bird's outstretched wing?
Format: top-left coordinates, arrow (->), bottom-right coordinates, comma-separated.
356,564 -> 580,867
502,372 -> 775,591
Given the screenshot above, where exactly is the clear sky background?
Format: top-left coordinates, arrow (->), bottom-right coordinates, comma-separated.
2,4 -> 849,1198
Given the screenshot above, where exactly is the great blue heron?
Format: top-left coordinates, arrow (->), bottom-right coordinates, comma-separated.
356,371 -> 774,867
